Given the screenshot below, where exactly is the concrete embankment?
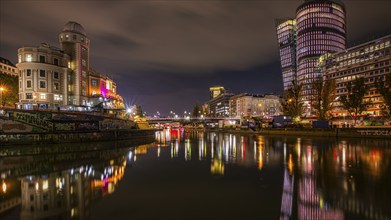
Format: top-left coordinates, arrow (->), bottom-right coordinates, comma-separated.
0,129 -> 156,146
206,127 -> 391,139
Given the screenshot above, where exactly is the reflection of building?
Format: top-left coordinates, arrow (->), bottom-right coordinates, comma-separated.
0,57 -> 18,76
276,19 -> 297,90
320,35 -> 391,116
20,169 -> 91,220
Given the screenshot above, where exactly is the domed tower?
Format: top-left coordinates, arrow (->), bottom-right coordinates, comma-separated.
296,0 -> 346,114
59,21 -> 90,107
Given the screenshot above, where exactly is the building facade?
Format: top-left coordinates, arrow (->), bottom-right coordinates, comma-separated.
16,21 -> 125,111
208,92 -> 234,117
276,19 -> 297,90
229,93 -> 282,118
16,43 -> 70,109
209,86 -> 225,99
0,57 -> 18,76
296,0 -> 346,111
59,21 -> 91,107
321,35 -> 391,116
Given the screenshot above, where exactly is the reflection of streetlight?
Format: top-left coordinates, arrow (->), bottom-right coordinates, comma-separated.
0,87 -> 4,107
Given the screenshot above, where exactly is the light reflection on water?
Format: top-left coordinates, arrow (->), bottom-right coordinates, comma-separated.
0,129 -> 390,220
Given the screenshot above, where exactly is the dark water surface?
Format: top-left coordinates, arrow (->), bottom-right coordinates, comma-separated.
1,129 -> 390,220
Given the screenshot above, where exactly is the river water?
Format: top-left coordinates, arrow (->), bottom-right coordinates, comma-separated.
1,129 -> 390,220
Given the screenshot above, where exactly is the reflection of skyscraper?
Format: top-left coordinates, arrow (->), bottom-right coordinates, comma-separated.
297,146 -> 344,220
280,169 -> 294,220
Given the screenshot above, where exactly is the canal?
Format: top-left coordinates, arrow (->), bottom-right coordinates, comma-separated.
1,129 -> 390,219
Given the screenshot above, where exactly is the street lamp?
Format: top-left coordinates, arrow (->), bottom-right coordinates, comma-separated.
0,87 -> 4,107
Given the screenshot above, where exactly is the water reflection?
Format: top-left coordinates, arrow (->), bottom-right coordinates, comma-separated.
1,130 -> 390,219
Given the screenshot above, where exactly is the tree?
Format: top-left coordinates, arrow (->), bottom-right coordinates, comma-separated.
375,72 -> 391,117
0,74 -> 18,107
339,77 -> 368,125
281,80 -> 303,121
311,77 -> 336,120
192,102 -> 200,118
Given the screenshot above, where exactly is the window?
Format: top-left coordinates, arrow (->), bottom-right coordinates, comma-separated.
91,80 -> 97,86
54,83 -> 59,90
26,69 -> 32,76
18,55 -> 22,63
39,70 -> 46,77
26,93 -> 33,99
40,94 -> 46,100
53,58 -> 59,66
82,59 -> 86,66
39,55 -> 46,63
27,80 -> 32,88
54,94 -> 63,101
40,81 -> 46,88
54,72 -> 59,79
26,54 -> 32,62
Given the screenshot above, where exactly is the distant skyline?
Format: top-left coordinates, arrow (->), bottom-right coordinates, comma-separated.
1,0 -> 390,115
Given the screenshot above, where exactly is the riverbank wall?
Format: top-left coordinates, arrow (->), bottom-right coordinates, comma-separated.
0,108 -> 155,145
0,129 -> 156,146
206,127 -> 391,139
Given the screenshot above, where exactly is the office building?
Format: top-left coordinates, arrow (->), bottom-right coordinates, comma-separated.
321,35 -> 391,116
276,19 -> 297,90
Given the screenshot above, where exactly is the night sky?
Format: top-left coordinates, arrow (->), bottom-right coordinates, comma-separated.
1,0 -> 390,116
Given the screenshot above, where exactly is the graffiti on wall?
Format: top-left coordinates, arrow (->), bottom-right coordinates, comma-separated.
13,112 -> 53,130
54,122 -> 76,131
99,119 -> 135,130
0,118 -> 33,133
52,113 -> 102,122
75,122 -> 99,131
357,130 -> 391,136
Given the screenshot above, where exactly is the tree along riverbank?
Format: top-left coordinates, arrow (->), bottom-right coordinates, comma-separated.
205,127 -> 391,139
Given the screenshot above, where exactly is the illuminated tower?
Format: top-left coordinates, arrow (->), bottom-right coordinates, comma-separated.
296,0 -> 346,113
276,19 -> 297,91
209,86 -> 225,99
59,21 -> 90,107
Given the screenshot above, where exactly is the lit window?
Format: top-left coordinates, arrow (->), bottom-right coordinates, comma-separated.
42,180 -> 48,190
26,54 -> 32,62
91,80 -> 97,86
18,55 -> 22,63
40,94 -> 46,100
26,93 -> 33,99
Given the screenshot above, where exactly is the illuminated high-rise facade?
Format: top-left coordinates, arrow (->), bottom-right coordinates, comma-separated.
296,0 -> 346,110
277,19 -> 297,90
59,21 -> 91,106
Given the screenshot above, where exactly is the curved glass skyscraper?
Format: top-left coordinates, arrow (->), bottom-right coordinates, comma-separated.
296,0 -> 346,111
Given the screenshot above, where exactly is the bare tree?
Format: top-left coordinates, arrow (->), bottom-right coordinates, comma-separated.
311,77 -> 336,120
339,77 -> 368,125
375,72 -> 391,117
281,80 -> 303,121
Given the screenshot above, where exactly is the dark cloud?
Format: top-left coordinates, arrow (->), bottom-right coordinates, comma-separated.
1,0 -> 390,114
